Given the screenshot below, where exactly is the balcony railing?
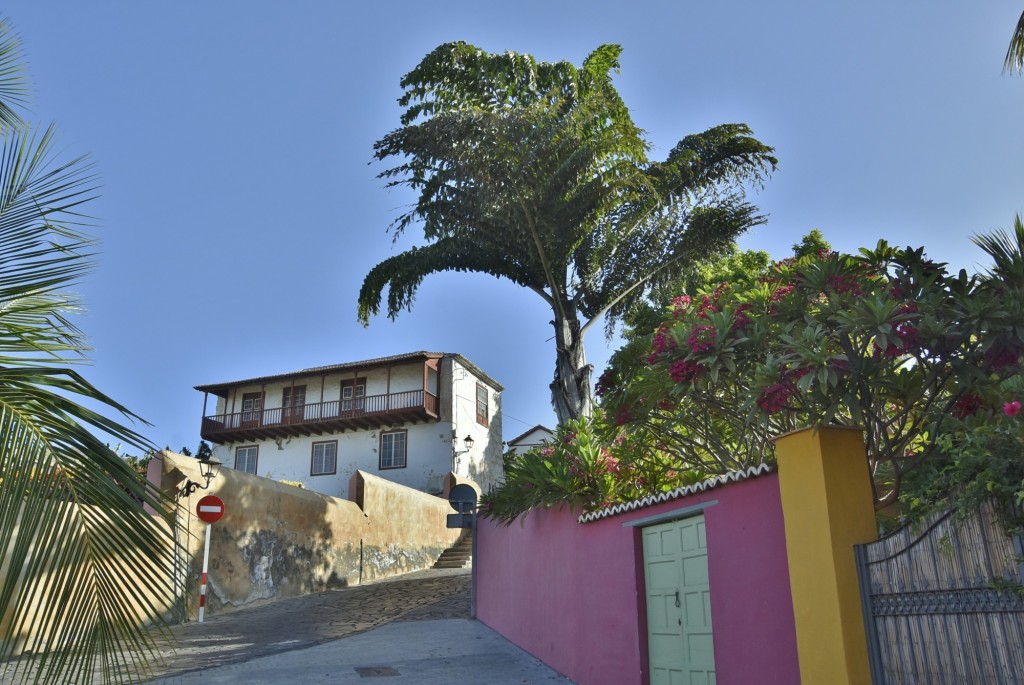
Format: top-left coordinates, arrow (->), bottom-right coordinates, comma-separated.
201,389 -> 439,443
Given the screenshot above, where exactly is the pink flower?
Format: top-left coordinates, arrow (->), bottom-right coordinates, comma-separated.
985,344 -> 1021,372
595,369 -> 615,398
757,382 -> 797,414
1003,400 -> 1021,417
731,304 -> 753,332
687,324 -> 717,353
826,274 -> 863,296
770,285 -> 795,303
697,296 -> 717,319
647,324 -> 676,363
953,394 -> 984,419
669,359 -> 703,383
670,295 -> 692,318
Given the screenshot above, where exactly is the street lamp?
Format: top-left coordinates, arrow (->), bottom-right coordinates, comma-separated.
181,454 -> 221,497
453,434 -> 475,457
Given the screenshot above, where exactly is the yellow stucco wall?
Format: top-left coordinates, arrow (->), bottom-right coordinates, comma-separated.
159,450 -> 462,617
775,426 -> 877,685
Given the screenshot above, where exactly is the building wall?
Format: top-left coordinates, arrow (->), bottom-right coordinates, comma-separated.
153,451 -> 462,618
475,472 -> 799,685
506,427 -> 554,455
210,422 -> 458,497
446,356 -> 503,492
208,356 -> 504,495
211,363 -> 432,416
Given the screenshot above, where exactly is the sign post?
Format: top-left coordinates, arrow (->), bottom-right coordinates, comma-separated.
195,494 -> 225,623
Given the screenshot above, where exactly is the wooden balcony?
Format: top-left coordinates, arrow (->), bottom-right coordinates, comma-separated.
200,389 -> 439,444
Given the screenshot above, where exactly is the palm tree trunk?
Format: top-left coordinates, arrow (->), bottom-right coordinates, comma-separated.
550,304 -> 594,423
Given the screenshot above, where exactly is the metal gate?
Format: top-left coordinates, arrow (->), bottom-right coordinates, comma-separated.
855,500 -> 1024,684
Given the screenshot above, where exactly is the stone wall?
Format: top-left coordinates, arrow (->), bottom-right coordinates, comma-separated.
152,451 -> 462,618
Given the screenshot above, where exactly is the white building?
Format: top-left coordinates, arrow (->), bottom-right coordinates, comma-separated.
195,351 -> 503,496
505,425 -> 555,455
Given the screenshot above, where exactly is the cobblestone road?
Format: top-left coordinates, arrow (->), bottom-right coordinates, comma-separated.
148,567 -> 471,680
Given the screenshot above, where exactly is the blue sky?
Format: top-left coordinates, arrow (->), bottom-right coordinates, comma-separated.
3,2 -> 1023,452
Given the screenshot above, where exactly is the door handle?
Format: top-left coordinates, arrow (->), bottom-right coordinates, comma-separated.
675,590 -> 681,608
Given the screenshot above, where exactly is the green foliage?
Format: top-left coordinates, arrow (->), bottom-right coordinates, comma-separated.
791,229 -> 831,258
900,383 -> 1024,533
195,440 -> 212,460
622,240 -> 776,340
358,41 -> 776,422
177,440 -> 212,461
601,224 -> 1024,508
480,418 -> 703,525
123,450 -> 154,479
0,18 -> 184,684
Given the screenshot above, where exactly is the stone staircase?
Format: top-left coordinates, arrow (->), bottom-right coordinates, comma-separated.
433,530 -> 473,569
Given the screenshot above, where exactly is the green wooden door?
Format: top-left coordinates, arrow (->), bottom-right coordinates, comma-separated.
642,515 -> 716,685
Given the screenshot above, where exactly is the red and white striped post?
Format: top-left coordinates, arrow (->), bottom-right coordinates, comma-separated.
195,495 -> 225,623
198,523 -> 212,622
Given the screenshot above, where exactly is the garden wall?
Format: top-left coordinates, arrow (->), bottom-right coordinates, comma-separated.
151,450 -> 461,618
476,468 -> 800,685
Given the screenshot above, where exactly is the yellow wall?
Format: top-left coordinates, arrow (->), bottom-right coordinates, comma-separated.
157,450 -> 462,618
775,426 -> 877,685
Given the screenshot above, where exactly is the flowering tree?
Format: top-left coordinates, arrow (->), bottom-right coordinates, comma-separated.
482,418 -> 704,525
599,226 -> 1024,508
483,221 -> 1024,522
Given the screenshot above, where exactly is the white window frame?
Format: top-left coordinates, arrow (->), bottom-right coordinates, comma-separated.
311,440 -> 337,476
342,378 -> 366,411
379,430 -> 407,470
235,445 -> 258,474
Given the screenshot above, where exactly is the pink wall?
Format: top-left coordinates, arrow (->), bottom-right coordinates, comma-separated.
476,472 -> 800,685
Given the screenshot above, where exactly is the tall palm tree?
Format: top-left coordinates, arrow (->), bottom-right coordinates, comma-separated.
0,18 -> 184,685
359,43 -> 776,423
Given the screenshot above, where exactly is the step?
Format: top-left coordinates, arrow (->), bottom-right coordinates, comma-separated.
433,533 -> 473,569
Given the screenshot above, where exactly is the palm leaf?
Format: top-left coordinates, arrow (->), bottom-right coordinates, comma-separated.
972,214 -> 1024,285
0,124 -> 186,684
1005,9 -> 1024,75
0,17 -> 29,132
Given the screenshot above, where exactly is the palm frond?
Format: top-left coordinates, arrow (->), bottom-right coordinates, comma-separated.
0,122 -> 185,684
972,214 -> 1024,285
0,17 -> 29,132
1004,9 -> 1024,75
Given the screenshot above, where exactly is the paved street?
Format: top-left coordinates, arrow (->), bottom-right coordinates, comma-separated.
143,567 -> 573,684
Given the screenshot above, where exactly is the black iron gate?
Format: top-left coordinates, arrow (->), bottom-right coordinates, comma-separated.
855,500 -> 1024,684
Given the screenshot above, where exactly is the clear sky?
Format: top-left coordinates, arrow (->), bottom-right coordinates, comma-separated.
3,1 -> 1022,452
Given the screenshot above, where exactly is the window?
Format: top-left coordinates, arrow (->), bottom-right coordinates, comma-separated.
235,445 -> 258,474
341,378 -> 366,412
241,392 -> 263,427
282,385 -> 306,424
379,430 -> 407,469
476,383 -> 489,427
311,441 -> 337,476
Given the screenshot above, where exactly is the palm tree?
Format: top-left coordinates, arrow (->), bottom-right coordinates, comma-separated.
359,43 -> 776,423
0,18 -> 184,685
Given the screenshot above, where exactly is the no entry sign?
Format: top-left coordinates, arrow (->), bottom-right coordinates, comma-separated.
196,494 -> 225,524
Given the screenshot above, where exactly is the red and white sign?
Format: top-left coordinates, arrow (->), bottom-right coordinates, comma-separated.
196,494 -> 225,524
